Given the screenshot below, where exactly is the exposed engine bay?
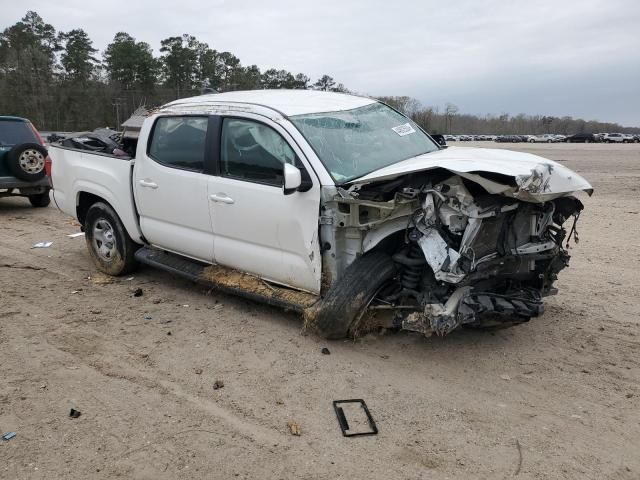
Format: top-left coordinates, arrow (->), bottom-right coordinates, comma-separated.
320,168 -> 584,336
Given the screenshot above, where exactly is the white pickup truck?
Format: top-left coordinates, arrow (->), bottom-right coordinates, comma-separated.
51,90 -> 593,338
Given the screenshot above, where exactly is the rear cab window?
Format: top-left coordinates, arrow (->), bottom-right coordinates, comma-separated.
0,119 -> 39,147
148,116 -> 208,171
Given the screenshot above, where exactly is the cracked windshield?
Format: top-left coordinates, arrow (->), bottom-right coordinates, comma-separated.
291,102 -> 438,183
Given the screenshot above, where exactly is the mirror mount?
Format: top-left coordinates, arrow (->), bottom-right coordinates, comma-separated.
297,167 -> 313,192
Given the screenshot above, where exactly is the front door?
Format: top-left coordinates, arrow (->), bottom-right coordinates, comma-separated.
134,115 -> 214,262
207,115 -> 321,293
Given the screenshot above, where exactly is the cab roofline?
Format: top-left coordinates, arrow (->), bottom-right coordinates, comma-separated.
157,100 -> 291,121
159,90 -> 377,118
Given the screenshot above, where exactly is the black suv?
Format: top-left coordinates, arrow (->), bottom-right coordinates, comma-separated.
0,116 -> 51,207
565,133 -> 596,143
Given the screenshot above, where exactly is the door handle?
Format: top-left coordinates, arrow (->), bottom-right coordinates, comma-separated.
209,193 -> 235,204
139,179 -> 158,189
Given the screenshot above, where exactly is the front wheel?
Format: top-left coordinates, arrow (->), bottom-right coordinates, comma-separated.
28,192 -> 51,207
84,201 -> 138,276
305,252 -> 396,339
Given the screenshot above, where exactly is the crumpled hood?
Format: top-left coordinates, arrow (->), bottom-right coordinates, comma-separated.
351,146 -> 593,202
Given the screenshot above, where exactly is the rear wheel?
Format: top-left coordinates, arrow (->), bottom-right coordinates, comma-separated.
305,252 -> 396,339
84,202 -> 138,276
28,192 -> 51,207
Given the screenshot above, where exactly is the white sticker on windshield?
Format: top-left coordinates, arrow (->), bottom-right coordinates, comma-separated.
391,123 -> 416,136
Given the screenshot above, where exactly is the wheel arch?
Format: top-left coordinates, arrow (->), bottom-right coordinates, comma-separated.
76,191 -> 105,226
362,216 -> 408,254
75,189 -> 144,244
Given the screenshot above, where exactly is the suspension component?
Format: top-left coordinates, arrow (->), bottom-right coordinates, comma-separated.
393,243 -> 426,291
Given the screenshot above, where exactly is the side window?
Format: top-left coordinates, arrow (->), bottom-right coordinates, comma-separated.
221,118 -> 296,186
148,116 -> 208,171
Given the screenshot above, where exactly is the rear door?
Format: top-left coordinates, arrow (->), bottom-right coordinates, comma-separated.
207,114 -> 322,293
133,115 -> 215,262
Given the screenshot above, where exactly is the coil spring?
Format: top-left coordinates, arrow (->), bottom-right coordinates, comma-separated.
401,243 -> 425,290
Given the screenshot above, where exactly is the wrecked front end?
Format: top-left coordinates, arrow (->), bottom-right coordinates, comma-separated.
320,164 -> 589,337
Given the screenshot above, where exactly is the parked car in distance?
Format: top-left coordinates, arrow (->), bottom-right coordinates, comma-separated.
495,135 -> 522,143
51,90 -> 592,339
0,116 -> 51,207
529,134 -> 557,143
602,133 -> 625,143
565,133 -> 596,143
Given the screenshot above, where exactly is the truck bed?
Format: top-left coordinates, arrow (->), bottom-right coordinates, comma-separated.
49,145 -> 143,243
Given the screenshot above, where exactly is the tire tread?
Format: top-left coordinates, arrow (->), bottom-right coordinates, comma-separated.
306,252 -> 396,339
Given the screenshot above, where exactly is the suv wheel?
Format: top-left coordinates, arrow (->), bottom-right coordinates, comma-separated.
28,192 -> 51,207
7,143 -> 48,181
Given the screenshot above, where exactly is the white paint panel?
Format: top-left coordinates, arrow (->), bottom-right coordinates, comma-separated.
207,176 -> 320,293
134,153 -> 214,263
50,146 -> 143,243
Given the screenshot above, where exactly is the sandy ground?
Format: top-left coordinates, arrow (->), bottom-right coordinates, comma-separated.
1,142 -> 639,479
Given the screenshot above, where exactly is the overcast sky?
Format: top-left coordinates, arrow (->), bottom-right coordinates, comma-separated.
5,0 -> 640,125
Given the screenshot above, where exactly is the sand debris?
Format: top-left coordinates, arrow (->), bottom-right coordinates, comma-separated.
287,420 -> 301,436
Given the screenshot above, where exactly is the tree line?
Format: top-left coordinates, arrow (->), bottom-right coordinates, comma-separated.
1,11 -> 637,135
379,97 -> 640,135
0,11 -> 346,131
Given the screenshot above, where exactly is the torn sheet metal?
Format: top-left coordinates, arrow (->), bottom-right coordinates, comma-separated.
416,229 -> 464,284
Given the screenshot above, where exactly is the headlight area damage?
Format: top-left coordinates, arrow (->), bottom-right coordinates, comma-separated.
316,165 -> 589,338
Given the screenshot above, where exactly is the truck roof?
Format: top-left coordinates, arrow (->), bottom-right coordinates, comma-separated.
161,90 -> 377,117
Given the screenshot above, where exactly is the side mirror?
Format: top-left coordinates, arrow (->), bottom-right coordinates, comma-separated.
283,163 -> 302,195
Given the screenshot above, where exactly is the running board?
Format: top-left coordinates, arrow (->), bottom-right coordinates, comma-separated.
134,247 -> 318,313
